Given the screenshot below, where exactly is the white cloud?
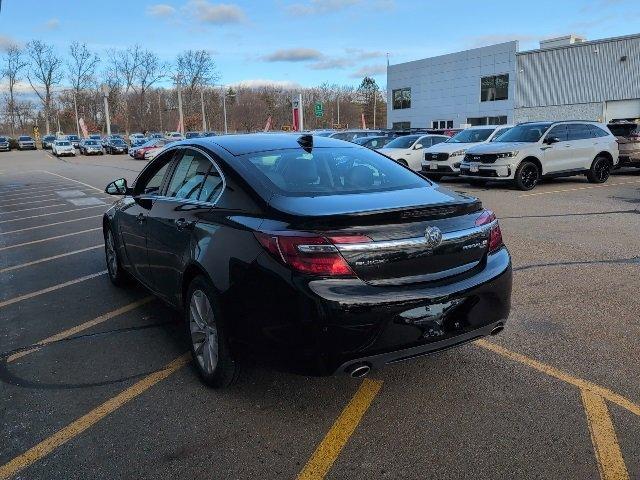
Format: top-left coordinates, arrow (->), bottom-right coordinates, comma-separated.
186,1 -> 246,24
146,4 -> 177,16
264,48 -> 323,62
44,18 -> 60,30
349,64 -> 386,78
310,49 -> 384,70
230,79 -> 302,89
287,0 -> 361,15
0,35 -> 19,51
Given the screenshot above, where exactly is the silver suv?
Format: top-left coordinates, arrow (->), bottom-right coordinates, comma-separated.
460,121 -> 619,190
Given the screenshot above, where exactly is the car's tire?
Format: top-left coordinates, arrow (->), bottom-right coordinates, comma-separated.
514,160 -> 540,191
104,226 -> 133,287
586,155 -> 611,184
396,159 -> 409,167
468,179 -> 487,187
186,275 -> 239,388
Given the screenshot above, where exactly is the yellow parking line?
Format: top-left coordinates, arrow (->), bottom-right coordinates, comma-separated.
0,205 -> 105,224
297,379 -> 383,480
0,245 -> 103,274
0,228 -> 101,252
7,297 -> 154,362
0,271 -> 107,309
41,170 -> 105,193
475,340 -> 640,417
0,215 -> 100,235
0,353 -> 190,480
581,389 -> 630,480
518,180 -> 640,198
0,203 -> 67,215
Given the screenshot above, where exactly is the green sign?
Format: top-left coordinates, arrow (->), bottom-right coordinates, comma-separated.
314,102 -> 324,117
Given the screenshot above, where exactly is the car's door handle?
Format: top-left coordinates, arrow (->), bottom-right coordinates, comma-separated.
175,218 -> 195,231
136,213 -> 146,224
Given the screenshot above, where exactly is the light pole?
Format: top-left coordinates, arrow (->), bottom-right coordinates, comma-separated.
336,94 -> 340,127
221,87 -> 236,134
73,90 -> 80,136
176,76 -> 185,135
200,88 -> 207,132
101,85 -> 111,136
373,91 -> 377,129
158,90 -> 163,132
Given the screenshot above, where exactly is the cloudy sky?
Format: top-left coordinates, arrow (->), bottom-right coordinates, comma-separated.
0,0 -> 638,88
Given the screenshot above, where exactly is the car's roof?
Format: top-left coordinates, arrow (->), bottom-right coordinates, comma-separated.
191,133 -> 355,156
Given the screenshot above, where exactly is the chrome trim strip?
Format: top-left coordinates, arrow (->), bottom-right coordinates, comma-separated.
335,221 -> 496,252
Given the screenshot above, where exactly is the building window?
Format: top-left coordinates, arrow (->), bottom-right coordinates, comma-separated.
392,121 -> 410,130
467,116 -> 508,126
392,88 -> 411,110
432,120 -> 453,129
480,74 -> 509,102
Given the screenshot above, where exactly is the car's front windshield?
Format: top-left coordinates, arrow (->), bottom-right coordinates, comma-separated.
85,141 -> 98,145
493,124 -> 552,143
57,141 -> 70,146
446,129 -> 494,143
19,136 -> 31,141
0,137 -> 6,142
384,135 -> 419,149
113,140 -> 125,145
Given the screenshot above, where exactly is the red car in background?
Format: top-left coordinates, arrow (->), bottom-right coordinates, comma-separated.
132,138 -> 172,160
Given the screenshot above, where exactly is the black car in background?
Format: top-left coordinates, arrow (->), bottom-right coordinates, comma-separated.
104,138 -> 128,154
66,134 -> 81,148
102,134 -> 125,148
353,135 -> 395,149
0,136 -> 10,151
41,135 -> 56,149
103,134 -> 512,387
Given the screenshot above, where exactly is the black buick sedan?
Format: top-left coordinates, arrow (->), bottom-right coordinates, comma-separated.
103,134 -> 512,387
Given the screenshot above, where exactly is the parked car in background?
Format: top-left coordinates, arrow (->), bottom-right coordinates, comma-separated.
0,136 -> 11,151
460,121 -> 618,190
185,131 -> 203,139
166,132 -> 184,141
311,130 -> 336,137
202,131 -> 217,137
329,130 -> 383,141
79,139 -> 104,155
102,134 -> 512,387
133,138 -> 171,160
52,139 -> 76,157
102,134 -> 125,147
422,125 -> 512,180
41,135 -> 56,149
17,135 -> 37,150
129,133 -> 146,144
608,122 -> 640,168
88,134 -> 102,141
104,137 -> 128,154
378,134 -> 449,170
147,132 -> 164,139
353,135 -> 395,149
66,134 -> 81,148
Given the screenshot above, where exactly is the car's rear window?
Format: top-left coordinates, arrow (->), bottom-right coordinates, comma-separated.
236,147 -> 428,197
608,123 -> 638,137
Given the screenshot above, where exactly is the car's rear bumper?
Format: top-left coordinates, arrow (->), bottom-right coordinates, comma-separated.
238,247 -> 512,375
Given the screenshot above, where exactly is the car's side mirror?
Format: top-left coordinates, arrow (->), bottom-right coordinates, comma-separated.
414,143 -> 423,150
105,178 -> 128,195
544,136 -> 560,145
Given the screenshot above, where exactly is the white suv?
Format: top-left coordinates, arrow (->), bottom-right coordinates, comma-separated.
421,125 -> 512,179
459,121 -> 619,190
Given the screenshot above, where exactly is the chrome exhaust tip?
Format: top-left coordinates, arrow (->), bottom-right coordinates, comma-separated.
490,324 -> 504,336
346,363 -> 371,378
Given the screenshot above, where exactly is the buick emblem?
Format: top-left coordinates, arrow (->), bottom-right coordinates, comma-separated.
424,226 -> 443,249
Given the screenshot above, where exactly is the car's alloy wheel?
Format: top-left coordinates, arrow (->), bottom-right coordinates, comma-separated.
186,276 -> 238,388
587,156 -> 610,184
189,290 -> 219,375
104,227 -> 132,286
515,161 -> 539,191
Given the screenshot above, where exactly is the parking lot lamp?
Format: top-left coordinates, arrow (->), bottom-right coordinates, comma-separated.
101,84 -> 111,136
176,75 -> 185,135
222,87 -> 236,134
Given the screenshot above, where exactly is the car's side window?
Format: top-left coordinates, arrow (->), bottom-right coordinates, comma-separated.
567,124 -> 592,141
133,150 -> 176,196
432,137 -> 447,146
589,125 -> 610,138
198,163 -> 224,203
546,125 -> 568,142
165,149 -> 213,201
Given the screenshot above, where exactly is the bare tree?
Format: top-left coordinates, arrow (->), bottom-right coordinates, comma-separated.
110,45 -> 142,135
175,49 -> 219,119
26,40 -> 63,134
2,44 -> 28,136
134,50 -> 165,131
67,41 -> 99,135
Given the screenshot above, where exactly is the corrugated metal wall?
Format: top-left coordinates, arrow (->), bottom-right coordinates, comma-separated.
517,35 -> 640,108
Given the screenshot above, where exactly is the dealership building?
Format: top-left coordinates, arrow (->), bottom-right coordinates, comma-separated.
386,33 -> 640,129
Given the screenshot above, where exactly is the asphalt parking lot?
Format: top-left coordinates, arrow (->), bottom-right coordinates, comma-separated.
0,148 -> 639,480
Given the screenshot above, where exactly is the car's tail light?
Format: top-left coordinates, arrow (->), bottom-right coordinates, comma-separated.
254,232 -> 370,276
475,209 -> 503,253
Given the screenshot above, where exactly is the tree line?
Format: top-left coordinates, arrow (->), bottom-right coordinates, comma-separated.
1,40 -> 387,137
